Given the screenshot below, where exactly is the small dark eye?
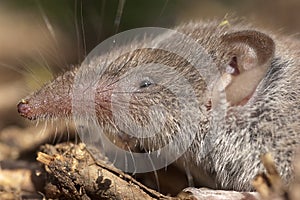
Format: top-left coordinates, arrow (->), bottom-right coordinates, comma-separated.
139,80 -> 153,88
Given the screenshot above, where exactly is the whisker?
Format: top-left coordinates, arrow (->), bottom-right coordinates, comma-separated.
97,0 -> 106,41
114,0 -> 126,34
127,146 -> 136,174
74,0 -> 82,64
0,62 -> 25,75
153,169 -> 160,193
158,0 -> 169,18
54,123 -> 59,143
84,52 -> 133,92
37,122 -> 47,137
41,120 -> 48,138
146,152 -> 160,192
80,0 -> 87,58
184,163 -> 194,187
64,118 -> 71,143
34,48 -> 54,79
36,0 -> 68,68
35,120 -> 39,128
36,1 -> 56,45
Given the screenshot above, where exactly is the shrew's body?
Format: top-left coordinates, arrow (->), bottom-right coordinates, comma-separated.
18,19 -> 300,191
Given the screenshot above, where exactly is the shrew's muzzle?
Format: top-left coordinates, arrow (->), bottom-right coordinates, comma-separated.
17,99 -> 36,120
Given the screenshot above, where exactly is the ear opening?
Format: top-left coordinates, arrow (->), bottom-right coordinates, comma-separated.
212,30 -> 275,107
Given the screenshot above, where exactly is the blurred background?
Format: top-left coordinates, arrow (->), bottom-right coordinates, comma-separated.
0,0 -> 300,197
1,0 -> 300,128
0,0 -> 300,129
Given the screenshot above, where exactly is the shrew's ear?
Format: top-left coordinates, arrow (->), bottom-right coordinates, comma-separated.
212,30 -> 275,107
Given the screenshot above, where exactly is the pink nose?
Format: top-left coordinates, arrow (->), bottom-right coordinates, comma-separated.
17,100 -> 31,117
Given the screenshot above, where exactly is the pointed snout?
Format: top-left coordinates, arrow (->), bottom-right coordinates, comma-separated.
17,99 -> 35,120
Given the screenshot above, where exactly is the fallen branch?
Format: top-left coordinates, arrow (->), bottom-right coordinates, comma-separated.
36,142 -> 261,200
